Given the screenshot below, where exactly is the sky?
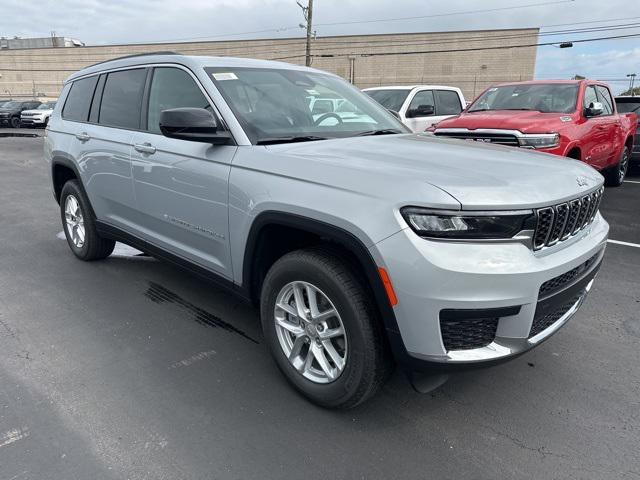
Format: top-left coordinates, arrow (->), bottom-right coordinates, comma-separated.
1,0 -> 639,94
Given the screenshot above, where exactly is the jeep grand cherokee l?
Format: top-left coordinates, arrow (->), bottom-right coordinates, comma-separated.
45,54 -> 609,408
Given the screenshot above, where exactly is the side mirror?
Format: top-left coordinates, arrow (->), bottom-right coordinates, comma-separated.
585,102 -> 603,117
159,108 -> 231,145
406,104 -> 435,118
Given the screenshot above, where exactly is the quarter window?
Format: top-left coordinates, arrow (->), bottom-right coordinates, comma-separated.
147,67 -> 211,134
435,90 -> 462,115
99,68 -> 147,129
62,76 -> 99,122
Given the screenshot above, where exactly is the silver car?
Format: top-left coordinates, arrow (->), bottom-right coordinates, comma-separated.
45,53 -> 608,408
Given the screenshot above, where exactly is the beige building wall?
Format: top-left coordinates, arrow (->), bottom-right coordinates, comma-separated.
0,28 -> 538,102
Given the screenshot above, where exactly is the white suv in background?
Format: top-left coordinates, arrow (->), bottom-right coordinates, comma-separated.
20,101 -> 57,128
364,85 -> 465,132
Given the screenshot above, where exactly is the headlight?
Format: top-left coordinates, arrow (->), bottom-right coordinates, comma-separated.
518,133 -> 559,149
401,207 -> 535,239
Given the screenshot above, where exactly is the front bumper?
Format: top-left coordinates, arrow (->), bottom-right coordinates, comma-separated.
371,212 -> 608,369
20,117 -> 45,125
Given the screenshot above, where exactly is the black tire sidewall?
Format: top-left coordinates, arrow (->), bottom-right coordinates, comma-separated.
261,253 -> 374,407
11,116 -> 19,128
606,146 -> 629,187
60,181 -> 92,259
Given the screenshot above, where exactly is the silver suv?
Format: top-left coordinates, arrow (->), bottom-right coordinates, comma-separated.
45,53 -> 609,408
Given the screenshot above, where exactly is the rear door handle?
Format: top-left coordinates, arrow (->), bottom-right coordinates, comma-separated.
75,132 -> 90,142
134,142 -> 156,154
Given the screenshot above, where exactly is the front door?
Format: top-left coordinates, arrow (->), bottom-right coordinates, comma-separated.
130,66 -> 236,279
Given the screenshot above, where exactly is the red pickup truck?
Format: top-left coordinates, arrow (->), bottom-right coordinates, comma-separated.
431,80 -> 638,186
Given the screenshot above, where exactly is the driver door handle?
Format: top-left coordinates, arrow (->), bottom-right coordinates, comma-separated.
75,132 -> 90,142
134,142 -> 156,154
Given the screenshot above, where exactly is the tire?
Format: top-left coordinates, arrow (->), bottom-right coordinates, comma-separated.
604,146 -> 630,187
10,116 -> 20,128
260,247 -> 392,408
59,180 -> 115,261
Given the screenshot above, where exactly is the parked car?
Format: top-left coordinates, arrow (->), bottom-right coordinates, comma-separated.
46,54 -> 608,408
431,80 -> 637,186
363,85 -> 466,132
615,96 -> 640,164
20,101 -> 57,128
0,100 -> 42,128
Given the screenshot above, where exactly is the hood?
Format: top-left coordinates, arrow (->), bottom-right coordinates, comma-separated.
435,110 -> 575,134
266,134 -> 603,210
21,109 -> 50,115
0,108 -> 17,114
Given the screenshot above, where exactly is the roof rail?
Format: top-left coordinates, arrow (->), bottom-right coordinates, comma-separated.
86,51 -> 179,69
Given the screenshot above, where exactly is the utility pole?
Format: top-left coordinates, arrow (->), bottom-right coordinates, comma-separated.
627,73 -> 637,96
297,0 -> 314,66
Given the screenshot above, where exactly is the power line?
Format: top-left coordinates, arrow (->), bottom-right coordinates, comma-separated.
314,0 -> 577,27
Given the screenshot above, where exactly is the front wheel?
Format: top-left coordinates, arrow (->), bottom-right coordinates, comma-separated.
10,116 -> 20,128
260,247 -> 392,408
604,146 -> 630,187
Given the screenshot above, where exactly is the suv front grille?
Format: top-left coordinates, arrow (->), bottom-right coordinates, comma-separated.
532,187 -> 603,250
528,293 -> 582,338
434,131 -> 520,146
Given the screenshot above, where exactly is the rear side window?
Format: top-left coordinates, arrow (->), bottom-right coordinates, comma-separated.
62,76 -> 99,122
146,67 -> 210,134
435,90 -> 462,115
99,68 -> 147,129
596,86 -> 614,115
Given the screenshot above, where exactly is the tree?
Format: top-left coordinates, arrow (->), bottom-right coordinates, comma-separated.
620,86 -> 640,96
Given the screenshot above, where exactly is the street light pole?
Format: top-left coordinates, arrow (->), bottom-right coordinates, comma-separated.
627,73 -> 637,96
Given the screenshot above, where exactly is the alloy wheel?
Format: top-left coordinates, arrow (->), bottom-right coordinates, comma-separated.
64,194 -> 85,248
274,281 -> 347,384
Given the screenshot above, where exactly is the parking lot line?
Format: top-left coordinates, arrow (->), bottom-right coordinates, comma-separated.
623,180 -> 640,184
607,239 -> 640,249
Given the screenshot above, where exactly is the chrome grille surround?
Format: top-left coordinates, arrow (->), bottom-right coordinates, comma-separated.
533,187 -> 604,250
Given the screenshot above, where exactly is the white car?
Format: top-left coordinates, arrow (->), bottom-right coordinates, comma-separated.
363,86 -> 465,133
20,101 -> 57,128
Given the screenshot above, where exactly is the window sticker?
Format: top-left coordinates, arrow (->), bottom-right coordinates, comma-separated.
211,72 -> 238,81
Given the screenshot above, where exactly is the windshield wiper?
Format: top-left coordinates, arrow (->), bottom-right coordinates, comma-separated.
256,135 -> 328,145
356,128 -> 404,136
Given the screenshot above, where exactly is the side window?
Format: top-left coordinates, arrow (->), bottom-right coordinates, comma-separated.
583,86 -> 598,110
408,90 -> 435,116
99,68 -> 147,129
435,90 -> 462,115
596,86 -> 613,115
62,76 -> 99,122
147,67 -> 210,134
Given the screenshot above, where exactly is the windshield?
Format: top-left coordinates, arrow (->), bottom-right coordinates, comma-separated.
616,100 -> 640,113
2,101 -> 20,109
38,102 -> 56,110
469,83 -> 579,114
205,67 -> 407,144
364,89 -> 410,112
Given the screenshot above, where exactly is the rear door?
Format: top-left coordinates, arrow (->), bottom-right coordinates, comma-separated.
130,66 -> 236,279
61,71 -> 141,229
434,89 -> 464,123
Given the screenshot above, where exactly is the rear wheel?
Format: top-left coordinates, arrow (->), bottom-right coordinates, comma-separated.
604,146 -> 630,187
60,180 -> 115,261
260,247 -> 392,408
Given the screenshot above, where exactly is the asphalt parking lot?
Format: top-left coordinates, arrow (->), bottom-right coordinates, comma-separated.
0,134 -> 638,480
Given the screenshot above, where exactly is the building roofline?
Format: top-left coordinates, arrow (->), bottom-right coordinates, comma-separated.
0,27 -> 540,53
